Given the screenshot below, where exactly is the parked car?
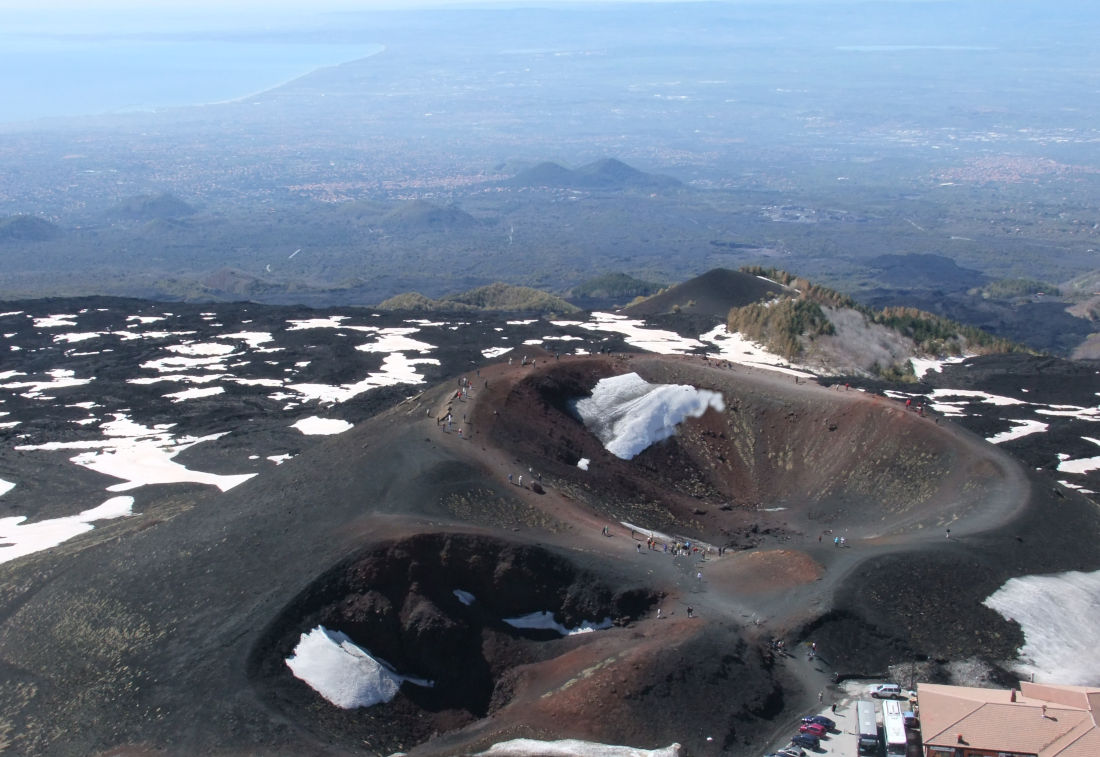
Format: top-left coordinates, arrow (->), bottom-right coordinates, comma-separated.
799,722 -> 827,738
801,715 -> 836,730
904,711 -> 920,729
777,748 -> 805,757
870,683 -> 903,699
791,733 -> 820,750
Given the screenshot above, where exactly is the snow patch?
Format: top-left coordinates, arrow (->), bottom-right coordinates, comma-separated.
53,332 -> 104,344
286,353 -> 438,405
698,325 -> 816,377
577,458 -> 590,471
355,328 -> 434,354
285,625 -> 431,709
217,331 -> 274,349
164,386 -> 225,403
167,342 -> 237,356
0,368 -> 92,399
482,346 -> 512,359
581,312 -> 703,354
0,496 -> 135,565
33,314 -> 78,328
984,570 -> 1100,686
928,388 -> 1026,406
453,589 -> 476,605
292,417 -> 353,435
986,419 -> 1049,444
503,611 -> 613,636
14,414 -> 255,493
574,373 -> 725,459
909,355 -> 970,379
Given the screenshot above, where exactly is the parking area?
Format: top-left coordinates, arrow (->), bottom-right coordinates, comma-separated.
765,681 -> 919,757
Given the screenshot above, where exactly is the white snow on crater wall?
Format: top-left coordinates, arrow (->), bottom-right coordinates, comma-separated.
983,569 -> 1100,686
503,611 -> 613,636
477,739 -> 683,756
574,373 -> 725,459
285,625 -> 431,709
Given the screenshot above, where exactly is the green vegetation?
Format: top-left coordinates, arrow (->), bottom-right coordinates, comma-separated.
727,298 -> 835,360
732,266 -> 1022,358
872,360 -> 918,383
378,282 -> 580,314
570,272 -> 664,299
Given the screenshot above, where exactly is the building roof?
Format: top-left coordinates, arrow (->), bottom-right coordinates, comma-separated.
918,682 -> 1100,756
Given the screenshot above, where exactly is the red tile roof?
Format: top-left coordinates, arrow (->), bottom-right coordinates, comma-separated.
918,682 -> 1100,757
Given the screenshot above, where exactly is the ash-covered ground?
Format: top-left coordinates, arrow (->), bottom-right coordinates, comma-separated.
1,296 -> 1099,756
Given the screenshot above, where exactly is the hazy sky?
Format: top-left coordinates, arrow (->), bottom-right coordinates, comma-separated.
2,0 -> 709,10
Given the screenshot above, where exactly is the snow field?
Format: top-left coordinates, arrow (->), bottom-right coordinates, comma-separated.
502,611 -> 613,635
285,625 -> 432,709
983,569 -> 1100,686
0,495 -> 135,565
291,417 -> 353,435
574,373 -> 725,459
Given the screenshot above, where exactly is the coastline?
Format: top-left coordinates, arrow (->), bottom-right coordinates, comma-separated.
0,42 -> 386,126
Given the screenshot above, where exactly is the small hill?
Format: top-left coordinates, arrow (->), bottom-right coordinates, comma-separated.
154,268 -> 283,301
725,266 -> 1022,378
0,214 -> 60,242
378,282 -> 579,314
572,157 -> 680,190
569,272 -> 664,301
110,192 -> 197,221
506,158 -> 681,191
377,200 -> 478,233
507,161 -> 577,188
622,268 -> 786,319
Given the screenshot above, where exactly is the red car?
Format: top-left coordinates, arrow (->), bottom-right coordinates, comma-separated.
799,722 -> 827,738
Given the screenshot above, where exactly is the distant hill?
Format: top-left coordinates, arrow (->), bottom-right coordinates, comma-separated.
622,268 -> 786,319
505,158 -> 681,191
155,268 -> 284,301
569,272 -> 664,301
110,193 -> 197,222
378,282 -> 579,314
0,214 -> 60,242
377,200 -> 479,233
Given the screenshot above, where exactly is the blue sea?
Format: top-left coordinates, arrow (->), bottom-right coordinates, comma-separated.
0,35 -> 383,125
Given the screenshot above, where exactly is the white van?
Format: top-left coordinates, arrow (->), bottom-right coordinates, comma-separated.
869,683 -> 903,699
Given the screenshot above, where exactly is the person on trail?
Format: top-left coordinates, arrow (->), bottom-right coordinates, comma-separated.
819,690 -> 824,703
687,607 -> 694,618
517,475 -> 523,487
508,473 -> 513,484
636,543 -> 642,553
657,608 -> 662,619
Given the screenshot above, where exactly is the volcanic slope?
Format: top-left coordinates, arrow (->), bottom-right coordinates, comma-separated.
1,352 -> 1098,756
621,268 -> 787,320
